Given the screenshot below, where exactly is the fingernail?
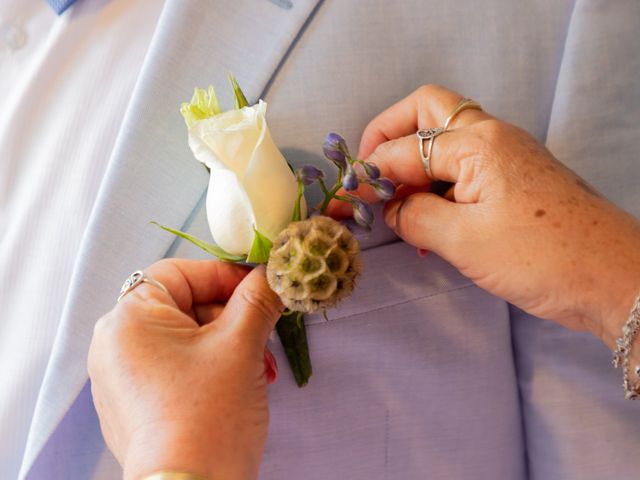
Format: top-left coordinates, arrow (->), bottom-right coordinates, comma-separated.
384,199 -> 402,229
417,248 -> 429,258
264,348 -> 279,384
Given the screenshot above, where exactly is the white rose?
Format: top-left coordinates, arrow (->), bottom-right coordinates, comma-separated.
187,100 -> 302,256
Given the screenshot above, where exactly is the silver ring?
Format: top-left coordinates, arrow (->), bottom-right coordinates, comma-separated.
416,98 -> 483,177
118,270 -> 170,302
417,127 -> 446,177
443,98 -> 483,130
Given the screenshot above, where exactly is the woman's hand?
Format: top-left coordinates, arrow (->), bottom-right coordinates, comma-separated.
88,260 -> 283,480
330,85 -> 640,348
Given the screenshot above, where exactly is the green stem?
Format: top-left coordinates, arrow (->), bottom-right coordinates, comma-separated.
333,194 -> 352,203
319,177 -> 343,214
317,177 -> 331,196
276,312 -> 312,387
291,181 -> 305,222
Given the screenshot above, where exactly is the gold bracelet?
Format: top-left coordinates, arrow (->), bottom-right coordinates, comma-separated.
142,472 -> 207,480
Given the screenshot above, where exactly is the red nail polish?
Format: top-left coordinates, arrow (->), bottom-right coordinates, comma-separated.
417,248 -> 429,257
264,349 -> 279,384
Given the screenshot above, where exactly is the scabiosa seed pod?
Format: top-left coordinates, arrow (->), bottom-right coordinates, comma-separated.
323,133 -> 348,169
297,165 -> 324,185
266,215 -> 362,313
369,178 -> 396,200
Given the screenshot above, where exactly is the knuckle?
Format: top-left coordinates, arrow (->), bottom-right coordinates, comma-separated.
476,119 -> 510,144
154,257 -> 173,268
87,341 -> 103,379
238,284 -> 280,320
152,257 -> 175,273
472,120 -> 534,182
88,313 -> 114,377
98,301 -> 149,339
92,314 -> 110,337
459,151 -> 490,179
91,310 -> 123,343
416,84 -> 443,98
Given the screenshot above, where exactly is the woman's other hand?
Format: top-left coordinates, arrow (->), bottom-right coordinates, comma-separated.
330,85 -> 640,348
88,260 -> 282,480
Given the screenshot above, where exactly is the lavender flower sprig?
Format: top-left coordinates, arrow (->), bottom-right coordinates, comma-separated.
295,133 -> 396,230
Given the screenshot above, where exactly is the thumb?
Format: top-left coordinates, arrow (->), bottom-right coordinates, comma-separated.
384,192 -> 468,261
220,265 -> 284,348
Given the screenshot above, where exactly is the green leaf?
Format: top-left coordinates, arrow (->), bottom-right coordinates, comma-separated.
228,73 -> 249,109
180,85 -> 222,128
151,222 -> 246,262
246,228 -> 273,264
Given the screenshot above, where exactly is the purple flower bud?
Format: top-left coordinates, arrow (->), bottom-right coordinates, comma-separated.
342,167 -> 359,191
296,165 -> 324,186
351,198 -> 374,230
323,133 -> 349,169
370,178 -> 396,200
362,162 -> 381,179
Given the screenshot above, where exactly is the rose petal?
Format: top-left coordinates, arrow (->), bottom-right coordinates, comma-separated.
242,109 -> 302,240
205,170 -> 255,255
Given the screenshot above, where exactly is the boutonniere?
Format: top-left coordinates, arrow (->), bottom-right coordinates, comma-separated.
155,76 -> 395,386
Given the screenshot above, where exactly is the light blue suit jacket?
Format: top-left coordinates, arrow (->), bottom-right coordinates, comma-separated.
20,1 -> 640,478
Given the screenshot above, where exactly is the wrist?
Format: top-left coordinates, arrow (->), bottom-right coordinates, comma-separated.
123,426 -> 215,480
139,473 -> 207,480
600,280 -> 640,350
123,421 -> 262,480
592,220 -> 640,350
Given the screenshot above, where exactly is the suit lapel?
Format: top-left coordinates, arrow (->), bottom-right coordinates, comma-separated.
20,0 -> 322,476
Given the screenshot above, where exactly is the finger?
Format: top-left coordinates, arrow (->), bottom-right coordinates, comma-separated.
383,192 -> 469,260
324,126 -> 474,219
367,130 -> 474,185
443,185 -> 456,202
218,265 -> 284,348
325,183 -> 427,219
193,303 -> 226,325
325,198 -> 353,219
358,84 -> 489,158
327,128 -> 474,213
131,259 -> 251,312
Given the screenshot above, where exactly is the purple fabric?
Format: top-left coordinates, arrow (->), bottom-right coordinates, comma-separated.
261,243 -> 524,479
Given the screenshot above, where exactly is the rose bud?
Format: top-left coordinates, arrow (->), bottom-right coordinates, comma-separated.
185,98 -> 303,256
